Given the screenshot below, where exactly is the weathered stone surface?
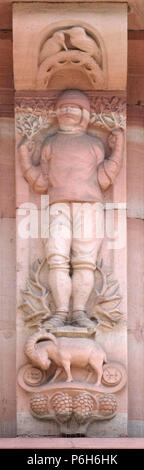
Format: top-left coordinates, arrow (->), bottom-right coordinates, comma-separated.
0,32 -> 13,89
127,104 -> 144,438
128,218 -> 144,332
128,218 -> 144,435
128,35 -> 144,105
127,107 -> 144,219
0,4 -> 12,30
1,0 -> 144,31
0,118 -> 15,217
0,218 -> 16,437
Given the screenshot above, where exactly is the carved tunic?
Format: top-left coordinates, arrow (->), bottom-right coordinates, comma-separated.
41,132 -> 105,204
19,127 -> 123,201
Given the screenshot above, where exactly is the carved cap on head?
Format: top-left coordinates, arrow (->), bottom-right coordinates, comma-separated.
56,89 -> 90,113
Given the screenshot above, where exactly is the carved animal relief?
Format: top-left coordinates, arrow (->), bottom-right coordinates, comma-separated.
18,258 -> 127,435
37,26 -> 106,89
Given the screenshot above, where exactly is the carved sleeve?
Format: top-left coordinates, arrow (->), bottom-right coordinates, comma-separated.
97,130 -> 124,191
19,139 -> 49,194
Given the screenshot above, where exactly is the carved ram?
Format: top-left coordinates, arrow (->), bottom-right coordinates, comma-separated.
25,331 -> 107,385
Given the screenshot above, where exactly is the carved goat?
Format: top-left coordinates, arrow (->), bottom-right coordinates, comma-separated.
25,331 -> 107,385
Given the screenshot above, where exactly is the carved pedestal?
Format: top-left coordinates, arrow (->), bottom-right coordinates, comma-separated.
14,3 -> 127,437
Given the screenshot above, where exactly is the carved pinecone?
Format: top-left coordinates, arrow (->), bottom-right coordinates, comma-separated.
73,393 -> 94,424
51,393 -> 73,423
30,393 -> 48,415
98,394 -> 117,416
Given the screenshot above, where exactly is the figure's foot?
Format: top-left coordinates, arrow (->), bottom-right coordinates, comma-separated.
46,312 -> 67,329
72,310 -> 95,328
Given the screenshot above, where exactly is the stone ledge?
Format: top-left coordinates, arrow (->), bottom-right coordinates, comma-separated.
0,437 -> 144,449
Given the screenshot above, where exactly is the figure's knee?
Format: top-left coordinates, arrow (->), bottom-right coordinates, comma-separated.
71,258 -> 96,272
71,238 -> 102,272
43,236 -> 71,270
47,253 -> 70,270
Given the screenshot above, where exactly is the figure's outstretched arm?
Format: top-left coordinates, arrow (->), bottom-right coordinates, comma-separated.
19,139 -> 49,194
97,129 -> 124,191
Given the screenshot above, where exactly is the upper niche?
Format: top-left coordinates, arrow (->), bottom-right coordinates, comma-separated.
37,25 -> 107,90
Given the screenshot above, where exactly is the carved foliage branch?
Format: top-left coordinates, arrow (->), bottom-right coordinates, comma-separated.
91,261 -> 123,327
15,95 -> 126,140
20,258 -> 123,330
20,258 -> 51,328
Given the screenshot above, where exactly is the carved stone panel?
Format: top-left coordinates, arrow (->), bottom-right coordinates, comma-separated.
14,3 -> 127,437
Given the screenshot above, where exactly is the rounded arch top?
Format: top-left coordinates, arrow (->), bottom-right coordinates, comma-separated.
36,20 -> 108,90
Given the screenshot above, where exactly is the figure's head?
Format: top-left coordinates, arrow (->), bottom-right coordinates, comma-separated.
56,89 -> 90,133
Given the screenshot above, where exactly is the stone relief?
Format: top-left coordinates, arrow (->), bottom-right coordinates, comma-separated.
17,89 -> 126,434
20,258 -> 123,329
28,392 -> 118,432
39,27 -> 102,67
18,340 -> 126,433
24,330 -> 107,385
37,26 -> 105,89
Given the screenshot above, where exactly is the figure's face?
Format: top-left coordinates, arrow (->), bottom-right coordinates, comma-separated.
57,104 -> 82,131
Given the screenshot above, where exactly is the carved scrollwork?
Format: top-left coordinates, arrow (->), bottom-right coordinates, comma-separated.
102,363 -> 127,390
37,51 -> 104,89
18,358 -> 127,394
22,364 -> 48,387
102,364 -> 122,387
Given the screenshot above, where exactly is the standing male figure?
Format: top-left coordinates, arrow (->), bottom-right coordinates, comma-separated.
19,90 -> 124,328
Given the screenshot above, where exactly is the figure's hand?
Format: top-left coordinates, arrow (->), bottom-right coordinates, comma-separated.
108,128 -> 124,150
19,138 -> 48,193
20,138 -> 36,156
19,138 -> 36,177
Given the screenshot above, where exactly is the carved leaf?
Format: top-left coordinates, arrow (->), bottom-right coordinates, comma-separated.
16,112 -> 53,138
90,262 -> 123,327
20,258 -> 51,328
